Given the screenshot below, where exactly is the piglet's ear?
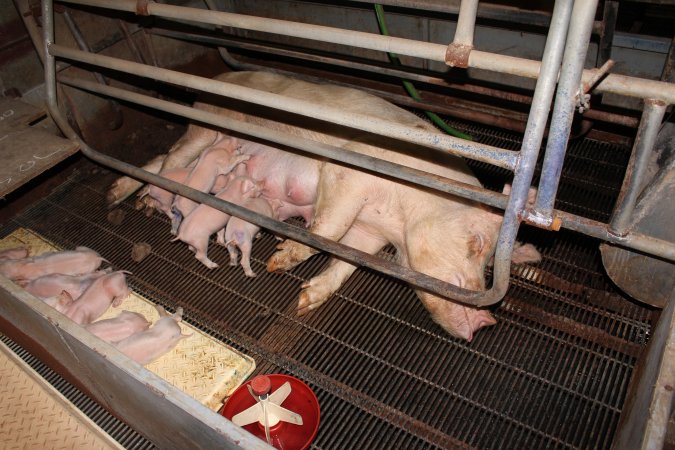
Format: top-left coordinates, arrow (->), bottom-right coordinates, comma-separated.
58,290 -> 74,306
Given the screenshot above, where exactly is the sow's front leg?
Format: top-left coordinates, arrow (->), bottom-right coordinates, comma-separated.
267,164 -> 367,273
297,225 -> 388,315
106,124 -> 221,207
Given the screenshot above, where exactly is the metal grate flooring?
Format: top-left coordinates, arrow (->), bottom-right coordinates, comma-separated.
0,121 -> 657,449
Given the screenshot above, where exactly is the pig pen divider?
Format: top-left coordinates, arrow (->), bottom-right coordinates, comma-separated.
39,0 -> 675,310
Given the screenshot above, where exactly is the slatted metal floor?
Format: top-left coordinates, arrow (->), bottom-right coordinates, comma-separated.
0,118 -> 656,449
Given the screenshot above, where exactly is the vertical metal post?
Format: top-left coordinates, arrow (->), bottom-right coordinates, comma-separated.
453,0 -> 479,46
609,99 -> 667,236
62,8 -> 123,129
490,0 -> 574,295
597,0 -> 618,66
661,35 -> 675,82
533,0 -> 600,219
43,0 -> 60,127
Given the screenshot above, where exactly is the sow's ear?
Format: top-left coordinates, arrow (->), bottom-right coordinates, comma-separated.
468,231 -> 495,259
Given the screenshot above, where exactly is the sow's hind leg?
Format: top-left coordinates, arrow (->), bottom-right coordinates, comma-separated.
106,153 -> 166,207
267,164 -> 367,273
106,124 -> 220,207
297,225 -> 388,315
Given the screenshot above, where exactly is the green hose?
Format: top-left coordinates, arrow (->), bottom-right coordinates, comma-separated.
374,4 -> 473,141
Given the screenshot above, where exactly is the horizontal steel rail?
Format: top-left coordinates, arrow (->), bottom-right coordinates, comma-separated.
60,0 -> 675,104
53,75 -> 675,262
49,45 -> 518,170
57,74 -> 508,210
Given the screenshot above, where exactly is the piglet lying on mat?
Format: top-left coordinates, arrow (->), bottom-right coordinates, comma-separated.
64,270 -> 131,325
115,305 -> 191,365
85,311 -> 151,344
0,246 -> 106,281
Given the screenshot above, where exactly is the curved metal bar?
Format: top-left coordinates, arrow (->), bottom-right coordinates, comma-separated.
62,8 -> 123,130
489,0 -> 575,304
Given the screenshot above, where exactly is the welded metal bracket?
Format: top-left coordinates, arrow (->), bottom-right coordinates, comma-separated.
445,43 -> 472,68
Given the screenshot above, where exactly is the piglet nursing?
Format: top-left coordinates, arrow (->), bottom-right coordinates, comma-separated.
174,176 -> 262,268
0,247 -> 106,281
64,271 -> 131,325
225,197 -> 282,277
136,168 -> 231,219
85,311 -> 151,343
115,305 -> 191,365
171,138 -> 250,233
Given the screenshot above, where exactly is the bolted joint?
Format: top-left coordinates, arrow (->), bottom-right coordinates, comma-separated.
445,43 -> 473,68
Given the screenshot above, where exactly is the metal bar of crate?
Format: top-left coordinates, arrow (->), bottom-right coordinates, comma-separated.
453,0 -> 479,47
489,0 -> 574,302
533,0 -> 602,220
609,100 -> 668,236
59,0 -> 675,104
48,45 -> 518,170
42,3 -> 507,306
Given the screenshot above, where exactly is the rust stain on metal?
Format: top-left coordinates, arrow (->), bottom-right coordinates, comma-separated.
135,0 -> 152,16
505,297 -> 643,358
445,43 -> 472,68
645,98 -> 667,108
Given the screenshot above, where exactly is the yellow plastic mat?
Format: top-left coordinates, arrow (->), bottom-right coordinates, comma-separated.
0,339 -> 123,450
0,228 -> 255,411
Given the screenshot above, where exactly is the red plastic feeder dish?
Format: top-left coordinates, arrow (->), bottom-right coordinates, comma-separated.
221,374 -> 320,450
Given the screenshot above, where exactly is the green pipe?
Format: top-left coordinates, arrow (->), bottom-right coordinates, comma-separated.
374,4 -> 473,140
